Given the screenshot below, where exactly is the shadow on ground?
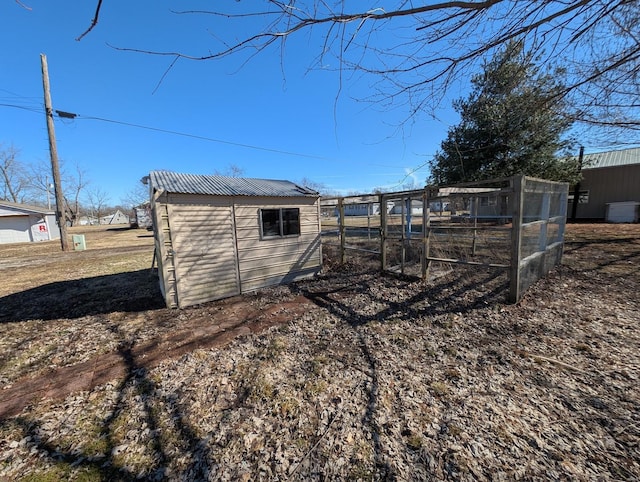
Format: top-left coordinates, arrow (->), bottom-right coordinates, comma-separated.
0,269 -> 164,323
292,266 -> 509,479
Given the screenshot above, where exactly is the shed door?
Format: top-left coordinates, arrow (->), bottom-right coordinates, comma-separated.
168,202 -> 240,307
0,216 -> 31,244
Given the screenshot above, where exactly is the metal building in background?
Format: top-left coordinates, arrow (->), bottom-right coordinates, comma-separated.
571,147 -> 640,220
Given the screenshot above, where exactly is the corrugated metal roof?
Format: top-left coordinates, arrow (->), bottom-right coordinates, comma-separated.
582,147 -> 640,170
149,171 -> 318,197
0,200 -> 53,215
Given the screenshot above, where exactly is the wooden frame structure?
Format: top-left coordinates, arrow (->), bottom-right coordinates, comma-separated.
320,175 -> 568,303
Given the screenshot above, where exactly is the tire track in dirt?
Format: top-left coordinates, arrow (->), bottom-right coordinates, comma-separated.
0,296 -> 313,419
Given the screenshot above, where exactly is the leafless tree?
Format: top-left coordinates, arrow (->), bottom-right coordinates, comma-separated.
84,187 -> 111,223
81,1 -> 639,137
297,177 -> 328,194
27,159 -> 57,208
121,180 -> 150,209
0,144 -> 30,203
214,163 -> 246,177
371,186 -> 392,194
63,164 -> 90,226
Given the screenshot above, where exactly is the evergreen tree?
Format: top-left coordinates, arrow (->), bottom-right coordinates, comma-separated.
429,42 -> 579,185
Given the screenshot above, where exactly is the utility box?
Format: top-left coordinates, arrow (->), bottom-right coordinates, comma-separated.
606,201 -> 640,223
72,234 -> 86,251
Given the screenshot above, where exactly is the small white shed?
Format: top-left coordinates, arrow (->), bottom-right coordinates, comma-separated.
606,201 -> 640,223
0,201 -> 61,244
149,170 -> 322,308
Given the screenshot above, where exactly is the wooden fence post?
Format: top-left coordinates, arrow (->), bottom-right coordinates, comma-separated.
539,191 -> 551,252
471,196 -> 479,256
367,202 -> 372,240
338,197 -> 346,265
509,175 -> 525,303
421,189 -> 429,280
380,193 -> 387,272
400,196 -> 406,274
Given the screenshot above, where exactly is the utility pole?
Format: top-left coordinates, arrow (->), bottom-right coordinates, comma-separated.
41,53 -> 70,251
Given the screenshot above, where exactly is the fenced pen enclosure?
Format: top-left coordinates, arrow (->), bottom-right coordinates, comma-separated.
320,175 -> 569,303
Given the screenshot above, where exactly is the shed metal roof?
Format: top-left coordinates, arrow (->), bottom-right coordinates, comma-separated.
582,147 -> 640,170
149,170 -> 318,197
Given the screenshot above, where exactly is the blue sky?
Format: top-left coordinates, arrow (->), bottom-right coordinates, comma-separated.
0,1 -> 463,204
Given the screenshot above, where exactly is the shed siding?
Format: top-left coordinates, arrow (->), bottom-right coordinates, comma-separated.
151,188 -> 321,308
44,214 -> 61,240
0,205 -> 60,244
233,197 -> 322,293
151,194 -> 178,307
574,164 -> 640,219
166,196 -> 240,307
0,215 -> 31,244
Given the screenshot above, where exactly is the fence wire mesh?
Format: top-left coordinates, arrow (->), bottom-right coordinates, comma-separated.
320,176 -> 568,303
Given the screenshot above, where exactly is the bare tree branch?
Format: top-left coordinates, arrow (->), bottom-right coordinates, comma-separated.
76,0 -> 103,41
15,0 -> 32,10
84,186 -> 111,222
84,0 -> 640,134
63,164 -> 90,226
0,144 -> 32,203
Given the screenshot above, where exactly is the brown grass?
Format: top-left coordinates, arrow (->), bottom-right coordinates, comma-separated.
0,222 -> 639,480
0,225 -> 154,297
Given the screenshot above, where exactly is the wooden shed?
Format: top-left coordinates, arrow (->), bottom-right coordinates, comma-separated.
148,170 -> 322,308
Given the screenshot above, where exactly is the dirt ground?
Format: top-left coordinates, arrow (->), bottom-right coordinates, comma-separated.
0,223 -> 639,480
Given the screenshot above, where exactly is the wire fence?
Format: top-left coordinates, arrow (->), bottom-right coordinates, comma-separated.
320,175 -> 568,303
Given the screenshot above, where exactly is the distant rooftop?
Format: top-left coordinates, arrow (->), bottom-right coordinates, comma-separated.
582,147 -> 640,170
0,200 -> 53,215
149,171 -> 318,197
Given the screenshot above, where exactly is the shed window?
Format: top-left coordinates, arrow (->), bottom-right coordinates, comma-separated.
479,196 -> 497,207
260,208 -> 300,238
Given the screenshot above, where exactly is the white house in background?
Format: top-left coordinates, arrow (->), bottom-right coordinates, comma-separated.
0,200 -> 61,244
99,209 -> 130,225
78,215 -> 98,226
342,203 -> 381,216
389,199 -> 424,215
429,201 -> 451,212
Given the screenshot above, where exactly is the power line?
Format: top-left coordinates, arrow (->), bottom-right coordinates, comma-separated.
0,100 -> 331,160
0,102 -> 43,114
1,99 -> 429,185
77,114 -> 331,161
0,88 -> 41,101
